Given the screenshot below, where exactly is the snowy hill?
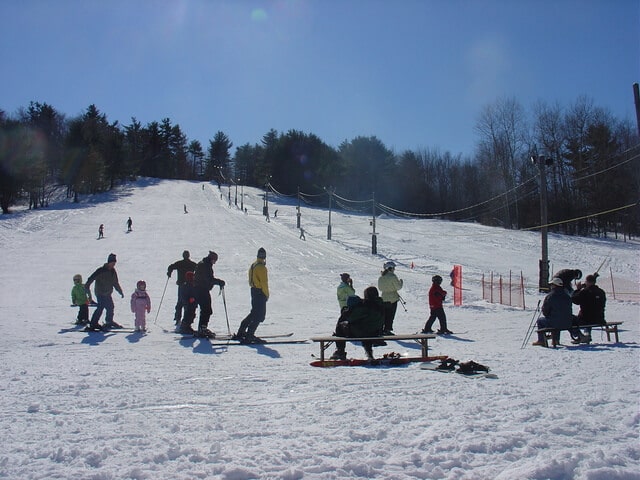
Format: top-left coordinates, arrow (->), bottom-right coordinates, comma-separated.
1,178 -> 638,479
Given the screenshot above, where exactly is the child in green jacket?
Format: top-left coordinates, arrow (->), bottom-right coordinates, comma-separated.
71,274 -> 90,325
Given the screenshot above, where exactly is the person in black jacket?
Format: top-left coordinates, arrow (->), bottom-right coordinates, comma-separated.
571,274 -> 606,344
193,251 -> 225,337
167,250 -> 197,325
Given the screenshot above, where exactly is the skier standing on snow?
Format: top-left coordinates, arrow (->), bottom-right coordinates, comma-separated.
422,275 -> 453,334
329,286 -> 385,361
71,274 -> 90,325
235,248 -> 269,343
378,261 -> 403,334
130,280 -> 151,332
193,251 -> 225,338
167,250 -> 197,326
337,273 -> 355,312
177,271 -> 198,334
126,217 -> 133,232
98,224 -> 104,239
85,253 -> 124,330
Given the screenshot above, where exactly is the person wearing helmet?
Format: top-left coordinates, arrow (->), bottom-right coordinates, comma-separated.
71,274 -> 91,325
130,280 -> 152,332
378,261 -> 403,334
422,275 -> 453,334
167,250 -> 197,326
337,273 -> 356,311
235,247 -> 270,343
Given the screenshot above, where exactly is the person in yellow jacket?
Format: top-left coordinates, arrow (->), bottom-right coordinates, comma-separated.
235,247 -> 270,343
378,261 -> 403,334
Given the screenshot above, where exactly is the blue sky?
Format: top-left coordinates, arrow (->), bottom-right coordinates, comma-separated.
1,0 -> 638,157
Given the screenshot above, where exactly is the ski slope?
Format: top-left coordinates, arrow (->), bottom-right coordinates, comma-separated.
0,178 -> 638,479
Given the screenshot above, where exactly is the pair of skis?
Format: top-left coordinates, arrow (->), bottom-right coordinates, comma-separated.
176,331 -> 308,345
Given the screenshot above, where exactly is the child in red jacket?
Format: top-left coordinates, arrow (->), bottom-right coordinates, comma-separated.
422,275 -> 453,334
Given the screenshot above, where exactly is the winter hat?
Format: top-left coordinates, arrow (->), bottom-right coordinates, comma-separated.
73,274 -> 82,283
182,250 -> 190,259
346,295 -> 361,308
185,271 -> 195,282
550,277 -> 563,287
340,273 -> 351,283
136,280 -> 146,291
432,275 -> 443,284
107,253 -> 117,263
257,247 -> 266,259
585,274 -> 597,283
364,286 -> 379,300
383,261 -> 396,270
208,251 -> 218,262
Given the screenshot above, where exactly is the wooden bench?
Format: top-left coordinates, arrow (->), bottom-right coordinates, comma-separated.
310,333 -> 436,361
536,322 -> 623,348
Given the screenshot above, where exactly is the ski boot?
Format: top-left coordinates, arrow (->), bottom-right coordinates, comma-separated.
103,322 -> 123,330
329,350 -> 347,361
195,326 -> 215,338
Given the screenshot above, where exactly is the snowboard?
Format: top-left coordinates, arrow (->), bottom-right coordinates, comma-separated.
310,355 -> 448,368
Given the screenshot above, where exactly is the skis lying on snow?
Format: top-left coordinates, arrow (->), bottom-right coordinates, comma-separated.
174,332 -> 307,344
310,354 -> 448,368
420,358 -> 498,378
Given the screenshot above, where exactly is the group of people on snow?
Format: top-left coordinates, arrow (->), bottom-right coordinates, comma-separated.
71,253 -> 152,333
532,268 -> 607,346
166,248 -> 270,343
330,262 -> 455,360
73,247 -> 270,342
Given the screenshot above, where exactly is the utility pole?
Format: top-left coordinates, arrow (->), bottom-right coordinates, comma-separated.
371,191 -> 377,255
296,186 -> 301,229
532,155 -> 552,291
633,83 -> 640,137
326,187 -> 333,240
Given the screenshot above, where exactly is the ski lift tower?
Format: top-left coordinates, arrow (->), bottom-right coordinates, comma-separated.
532,155 -> 552,292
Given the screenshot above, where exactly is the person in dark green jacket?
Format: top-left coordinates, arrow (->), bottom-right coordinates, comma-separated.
330,286 -> 385,360
85,253 -> 124,330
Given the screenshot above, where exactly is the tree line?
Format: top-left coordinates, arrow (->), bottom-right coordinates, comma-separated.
1,97 -> 638,237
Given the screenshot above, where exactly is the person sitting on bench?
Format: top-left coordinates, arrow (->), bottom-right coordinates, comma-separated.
330,286 -> 385,361
571,274 -> 606,344
533,277 -> 587,346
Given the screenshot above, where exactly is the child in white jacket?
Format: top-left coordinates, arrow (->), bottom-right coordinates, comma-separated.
130,280 -> 151,332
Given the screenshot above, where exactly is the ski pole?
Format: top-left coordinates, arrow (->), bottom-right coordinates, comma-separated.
397,294 -> 408,312
521,299 -> 541,349
153,276 -> 170,325
221,286 -> 232,336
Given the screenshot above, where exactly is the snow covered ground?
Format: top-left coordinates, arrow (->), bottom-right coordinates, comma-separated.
0,178 -> 638,480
